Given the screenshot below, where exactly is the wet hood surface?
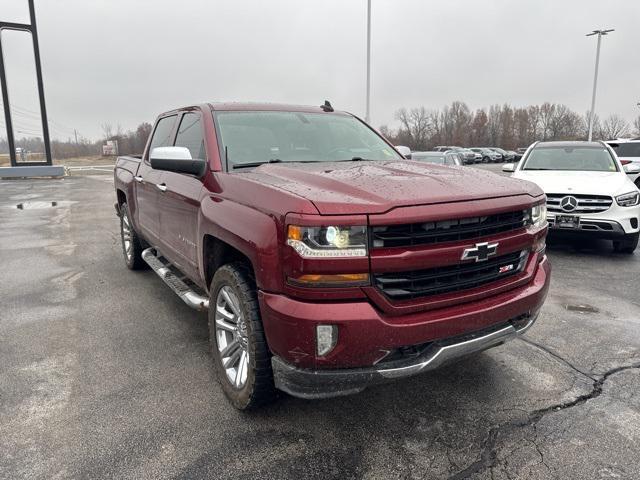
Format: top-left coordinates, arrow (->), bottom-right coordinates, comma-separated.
239,161 -> 542,214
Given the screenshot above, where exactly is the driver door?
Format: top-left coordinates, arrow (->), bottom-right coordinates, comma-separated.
135,115 -> 177,244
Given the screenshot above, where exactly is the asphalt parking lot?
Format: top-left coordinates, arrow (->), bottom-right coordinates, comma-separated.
1,169 -> 639,479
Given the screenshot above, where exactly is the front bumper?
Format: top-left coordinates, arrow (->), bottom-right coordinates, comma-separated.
272,313 -> 538,399
260,256 -> 550,397
547,206 -> 640,237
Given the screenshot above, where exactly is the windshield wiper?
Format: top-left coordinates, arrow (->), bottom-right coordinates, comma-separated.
523,168 -> 552,170
232,159 -> 327,169
232,159 -> 284,169
335,157 -> 370,162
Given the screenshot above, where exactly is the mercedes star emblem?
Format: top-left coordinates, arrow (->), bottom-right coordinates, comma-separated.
560,195 -> 578,212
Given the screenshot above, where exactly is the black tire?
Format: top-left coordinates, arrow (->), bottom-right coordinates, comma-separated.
613,232 -> 639,254
635,178 -> 640,190
120,202 -> 147,270
483,156 -> 490,163
208,262 -> 276,410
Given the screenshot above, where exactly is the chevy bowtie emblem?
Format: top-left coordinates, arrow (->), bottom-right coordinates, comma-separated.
462,242 -> 498,262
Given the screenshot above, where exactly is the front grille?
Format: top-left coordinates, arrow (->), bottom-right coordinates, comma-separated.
371,210 -> 527,248
546,193 -> 612,214
373,250 -> 528,301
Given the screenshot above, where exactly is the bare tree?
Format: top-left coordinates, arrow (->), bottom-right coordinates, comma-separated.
469,109 -> 489,146
598,114 -> 629,140
449,101 -> 471,146
101,123 -> 113,141
395,107 -> 432,149
384,102 -> 636,151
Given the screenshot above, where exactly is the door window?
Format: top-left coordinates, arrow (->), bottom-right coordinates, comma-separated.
148,115 -> 177,157
175,113 -> 206,160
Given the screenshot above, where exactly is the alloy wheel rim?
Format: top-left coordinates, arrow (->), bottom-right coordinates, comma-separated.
121,212 -> 133,261
215,286 -> 249,389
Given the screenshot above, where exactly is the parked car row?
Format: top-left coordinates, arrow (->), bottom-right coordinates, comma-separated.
430,145 -> 524,164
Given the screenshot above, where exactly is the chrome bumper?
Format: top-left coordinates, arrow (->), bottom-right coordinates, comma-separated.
272,313 -> 538,399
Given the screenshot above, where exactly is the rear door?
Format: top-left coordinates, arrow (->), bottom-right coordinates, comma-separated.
156,111 -> 207,280
135,115 -> 177,244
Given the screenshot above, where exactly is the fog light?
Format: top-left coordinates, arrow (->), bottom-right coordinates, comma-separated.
316,325 -> 338,356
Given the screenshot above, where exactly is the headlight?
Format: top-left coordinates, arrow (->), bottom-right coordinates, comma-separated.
527,202 -> 547,228
287,225 -> 367,258
615,191 -> 640,207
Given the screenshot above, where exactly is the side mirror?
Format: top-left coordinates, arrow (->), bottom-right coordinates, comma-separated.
623,163 -> 640,174
502,163 -> 516,173
396,145 -> 412,159
150,146 -> 207,177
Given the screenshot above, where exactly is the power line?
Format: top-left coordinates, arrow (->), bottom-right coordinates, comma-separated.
0,101 -> 78,136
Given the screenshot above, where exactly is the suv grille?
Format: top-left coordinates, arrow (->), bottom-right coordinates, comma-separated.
373,250 -> 528,301
546,193 -> 612,214
371,210 -> 527,249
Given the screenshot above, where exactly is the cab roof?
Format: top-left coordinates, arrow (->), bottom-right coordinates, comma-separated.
207,102 -> 349,115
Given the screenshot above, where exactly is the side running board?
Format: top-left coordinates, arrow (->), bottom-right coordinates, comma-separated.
141,248 -> 209,311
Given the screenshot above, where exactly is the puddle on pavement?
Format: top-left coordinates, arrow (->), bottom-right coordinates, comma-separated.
14,201 -> 75,210
565,304 -> 599,314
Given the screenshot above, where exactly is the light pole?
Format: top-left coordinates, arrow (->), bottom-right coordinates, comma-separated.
586,28 -> 614,141
365,0 -> 371,124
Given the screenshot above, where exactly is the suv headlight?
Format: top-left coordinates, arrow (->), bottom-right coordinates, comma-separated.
287,225 -> 367,258
527,202 -> 547,228
615,191 -> 640,207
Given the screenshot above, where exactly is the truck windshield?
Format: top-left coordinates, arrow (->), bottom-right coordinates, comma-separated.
214,111 -> 402,168
523,146 -> 618,172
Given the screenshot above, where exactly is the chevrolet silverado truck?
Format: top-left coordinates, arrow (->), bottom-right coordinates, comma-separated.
114,102 -> 550,410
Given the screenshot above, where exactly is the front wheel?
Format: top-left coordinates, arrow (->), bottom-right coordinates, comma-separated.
209,263 -> 276,410
120,202 -> 147,270
613,232 -> 639,254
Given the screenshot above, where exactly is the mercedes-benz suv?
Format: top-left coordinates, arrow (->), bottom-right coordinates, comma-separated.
504,141 -> 640,253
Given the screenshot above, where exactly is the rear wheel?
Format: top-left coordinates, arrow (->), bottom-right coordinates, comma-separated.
208,263 -> 276,410
483,156 -> 490,163
613,233 -> 639,254
120,203 -> 146,270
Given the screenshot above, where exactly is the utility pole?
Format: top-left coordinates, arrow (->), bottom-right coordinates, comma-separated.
365,0 -> 371,124
74,129 -> 78,144
586,28 -> 614,142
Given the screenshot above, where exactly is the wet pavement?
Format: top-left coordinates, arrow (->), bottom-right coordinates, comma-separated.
1,173 -> 639,479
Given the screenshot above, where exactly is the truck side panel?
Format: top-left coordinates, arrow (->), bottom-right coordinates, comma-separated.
114,156 -> 142,230
199,195 -> 282,292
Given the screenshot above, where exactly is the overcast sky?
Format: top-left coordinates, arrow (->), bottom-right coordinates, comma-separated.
2,0 -> 639,141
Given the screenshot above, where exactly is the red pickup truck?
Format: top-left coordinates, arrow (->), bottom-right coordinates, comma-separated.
114,102 -> 550,409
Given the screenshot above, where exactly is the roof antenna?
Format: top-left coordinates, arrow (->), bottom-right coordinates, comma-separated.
320,100 -> 334,112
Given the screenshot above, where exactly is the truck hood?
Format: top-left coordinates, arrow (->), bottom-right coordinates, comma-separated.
240,161 -> 542,214
512,170 -> 635,196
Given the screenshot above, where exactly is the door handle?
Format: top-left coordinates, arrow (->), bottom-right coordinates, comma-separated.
155,183 -> 167,192
134,175 -> 143,183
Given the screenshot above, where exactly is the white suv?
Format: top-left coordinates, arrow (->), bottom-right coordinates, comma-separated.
503,141 -> 640,253
607,138 -> 640,188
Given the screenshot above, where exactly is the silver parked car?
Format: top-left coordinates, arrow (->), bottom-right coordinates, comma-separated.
412,151 -> 462,166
